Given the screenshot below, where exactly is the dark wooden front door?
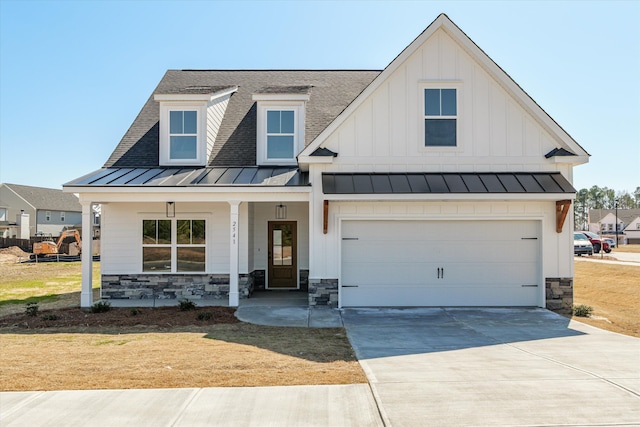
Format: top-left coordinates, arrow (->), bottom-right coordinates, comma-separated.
268,221 -> 297,288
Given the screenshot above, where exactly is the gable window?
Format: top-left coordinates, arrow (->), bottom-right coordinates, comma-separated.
424,88 -> 457,147
45,211 -> 51,221
267,110 -> 295,159
60,212 -> 66,222
0,208 -> 6,222
169,110 -> 198,160
142,219 -> 206,272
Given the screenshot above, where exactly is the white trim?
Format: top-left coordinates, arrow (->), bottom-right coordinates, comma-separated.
154,86 -> 238,102
158,102 -> 208,166
3,185 -> 36,210
252,93 -> 310,102
80,202 -> 94,308
324,193 -> 574,202
256,101 -> 306,166
419,83 -> 463,152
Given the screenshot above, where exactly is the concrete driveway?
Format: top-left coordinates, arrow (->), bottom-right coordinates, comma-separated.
343,308 -> 640,426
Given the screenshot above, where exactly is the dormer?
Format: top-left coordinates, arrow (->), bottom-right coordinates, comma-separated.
253,86 -> 310,166
154,86 -> 237,166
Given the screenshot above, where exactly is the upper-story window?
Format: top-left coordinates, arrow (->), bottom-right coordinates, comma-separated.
267,110 -> 296,159
155,88 -> 238,167
45,211 -> 51,221
253,90 -> 309,166
169,110 -> 198,160
424,88 -> 457,147
60,212 -> 66,222
0,208 -> 6,222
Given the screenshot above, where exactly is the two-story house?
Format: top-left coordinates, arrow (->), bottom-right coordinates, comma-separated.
589,208 -> 640,244
0,183 -> 82,238
65,14 -> 588,311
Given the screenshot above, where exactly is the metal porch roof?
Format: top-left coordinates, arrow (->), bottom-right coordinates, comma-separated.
65,167 -> 309,188
322,172 -> 576,194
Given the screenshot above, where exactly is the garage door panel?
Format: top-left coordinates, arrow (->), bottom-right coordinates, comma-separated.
341,220 -> 540,307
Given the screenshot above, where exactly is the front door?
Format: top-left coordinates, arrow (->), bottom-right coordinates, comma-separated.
268,221 -> 297,288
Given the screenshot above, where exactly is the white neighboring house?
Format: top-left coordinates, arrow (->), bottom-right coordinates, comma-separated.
64,14 -> 588,311
589,208 -> 640,244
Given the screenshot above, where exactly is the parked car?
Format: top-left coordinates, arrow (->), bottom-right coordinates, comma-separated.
603,238 -> 616,249
581,231 -> 611,253
573,232 -> 593,256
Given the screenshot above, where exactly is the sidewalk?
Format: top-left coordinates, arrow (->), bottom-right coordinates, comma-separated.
0,385 -> 383,427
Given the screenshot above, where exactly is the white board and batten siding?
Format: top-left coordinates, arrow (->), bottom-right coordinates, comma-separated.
321,28 -> 571,176
341,219 -> 541,307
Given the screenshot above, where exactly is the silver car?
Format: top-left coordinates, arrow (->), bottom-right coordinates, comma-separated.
574,232 -> 593,256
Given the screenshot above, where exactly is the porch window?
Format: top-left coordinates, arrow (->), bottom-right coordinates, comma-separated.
142,219 -> 206,272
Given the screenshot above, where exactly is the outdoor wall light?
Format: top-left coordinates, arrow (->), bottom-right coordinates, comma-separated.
275,204 -> 287,219
166,201 -> 175,218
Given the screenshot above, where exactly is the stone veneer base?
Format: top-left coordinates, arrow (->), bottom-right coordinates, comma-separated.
101,274 -> 253,300
545,277 -> 573,313
309,278 -> 338,307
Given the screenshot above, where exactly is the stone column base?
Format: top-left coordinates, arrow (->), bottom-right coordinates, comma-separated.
309,278 -> 338,307
545,277 -> 573,313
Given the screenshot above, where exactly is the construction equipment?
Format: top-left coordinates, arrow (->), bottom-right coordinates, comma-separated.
32,229 -> 82,257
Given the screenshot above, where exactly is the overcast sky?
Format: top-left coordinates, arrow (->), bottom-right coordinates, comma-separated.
0,0 -> 638,193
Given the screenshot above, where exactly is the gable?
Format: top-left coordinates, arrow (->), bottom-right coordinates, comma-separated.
300,14 -> 589,174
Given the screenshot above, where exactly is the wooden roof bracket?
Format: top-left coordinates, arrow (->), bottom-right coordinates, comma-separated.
323,200 -> 329,234
556,199 -> 572,233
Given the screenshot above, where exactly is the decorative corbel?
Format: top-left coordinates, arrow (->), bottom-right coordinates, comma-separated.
556,200 -> 572,233
323,200 -> 329,234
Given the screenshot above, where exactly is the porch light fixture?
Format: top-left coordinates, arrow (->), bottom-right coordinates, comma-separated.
275,204 -> 287,219
166,202 -> 175,218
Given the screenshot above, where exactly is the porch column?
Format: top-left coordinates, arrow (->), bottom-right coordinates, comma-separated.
80,202 -> 93,308
228,201 -> 241,307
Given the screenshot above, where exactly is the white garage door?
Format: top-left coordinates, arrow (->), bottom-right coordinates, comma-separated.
341,220 -> 540,307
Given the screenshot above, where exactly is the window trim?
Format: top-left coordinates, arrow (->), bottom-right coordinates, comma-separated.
158,102 -> 207,166
255,100 -> 305,166
419,81 -> 462,152
141,217 -> 208,273
60,211 -> 66,222
45,211 -> 51,221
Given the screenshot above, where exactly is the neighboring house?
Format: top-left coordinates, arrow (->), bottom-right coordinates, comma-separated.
588,208 -> 640,244
64,14 -> 588,311
0,183 -> 82,238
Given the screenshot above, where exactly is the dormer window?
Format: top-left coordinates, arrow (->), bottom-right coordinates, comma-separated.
267,110 -> 296,159
169,110 -> 198,160
253,88 -> 310,166
155,86 -> 237,166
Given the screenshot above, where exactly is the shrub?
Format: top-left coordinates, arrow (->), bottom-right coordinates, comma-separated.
41,313 -> 59,321
178,299 -> 197,311
572,304 -> 593,317
130,308 -> 141,316
25,302 -> 39,317
90,301 -> 111,313
196,312 -> 213,321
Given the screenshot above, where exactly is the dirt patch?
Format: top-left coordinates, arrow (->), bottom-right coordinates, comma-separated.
0,246 -> 30,264
0,306 -> 239,330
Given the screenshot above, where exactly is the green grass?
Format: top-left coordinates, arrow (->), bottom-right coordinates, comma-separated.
0,262 -> 100,312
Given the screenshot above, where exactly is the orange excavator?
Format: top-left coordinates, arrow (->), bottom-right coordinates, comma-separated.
32,229 -> 82,257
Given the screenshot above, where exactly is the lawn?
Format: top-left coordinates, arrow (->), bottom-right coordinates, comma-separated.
0,260 -> 366,391
615,244 -> 640,253
572,260 -> 640,337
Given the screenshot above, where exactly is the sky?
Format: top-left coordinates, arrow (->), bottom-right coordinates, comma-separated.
0,0 -> 638,194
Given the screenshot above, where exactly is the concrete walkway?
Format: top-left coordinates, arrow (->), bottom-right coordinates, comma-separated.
0,385 -> 382,427
343,307 -> 640,426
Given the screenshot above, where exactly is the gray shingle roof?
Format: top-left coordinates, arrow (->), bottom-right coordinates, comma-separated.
105,70 -> 380,168
2,183 -> 82,211
589,208 -> 640,225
